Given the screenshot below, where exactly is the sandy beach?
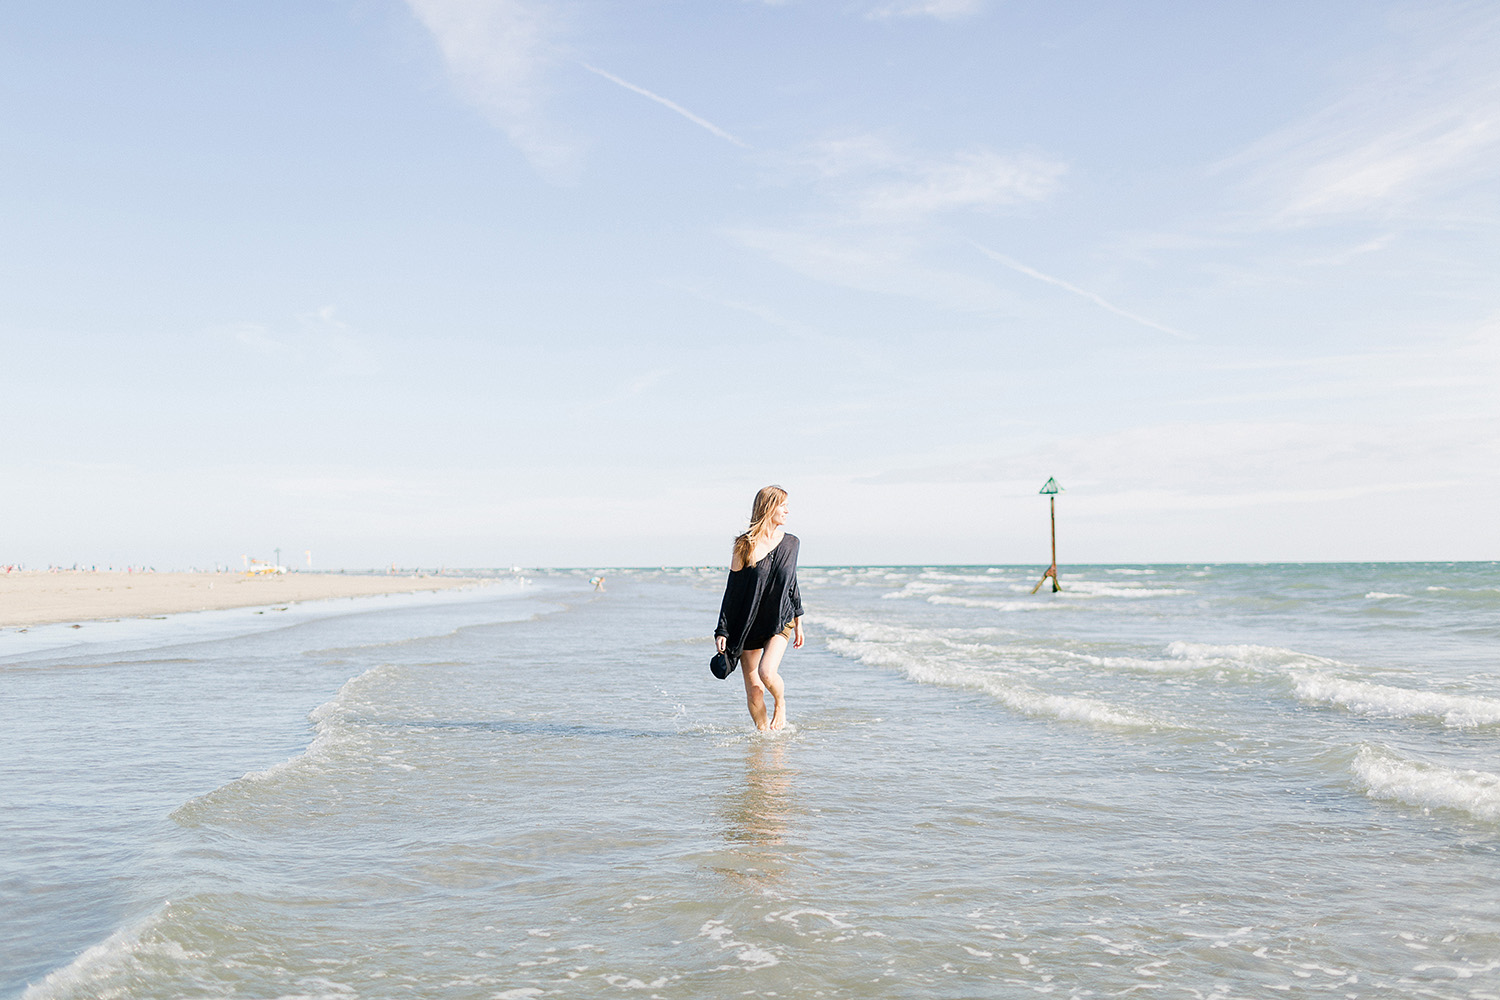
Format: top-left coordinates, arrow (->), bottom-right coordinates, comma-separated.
0,571 -> 481,628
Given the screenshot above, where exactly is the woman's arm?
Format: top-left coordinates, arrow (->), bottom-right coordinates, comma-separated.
716,544 -> 741,653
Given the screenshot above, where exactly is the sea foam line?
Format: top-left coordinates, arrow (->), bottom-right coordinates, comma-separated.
926,595 -> 1070,612
1294,673 -> 1500,728
819,628 -> 1176,732
21,903 -> 180,1000
1353,746 -> 1500,823
169,664 -> 395,825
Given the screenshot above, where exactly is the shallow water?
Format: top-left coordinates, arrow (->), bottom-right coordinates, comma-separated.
3,564 -> 1499,998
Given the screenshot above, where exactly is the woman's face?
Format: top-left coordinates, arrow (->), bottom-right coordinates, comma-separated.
771,497 -> 790,527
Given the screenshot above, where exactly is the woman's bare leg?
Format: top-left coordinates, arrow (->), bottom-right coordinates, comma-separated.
739,647 -> 770,731
757,634 -> 790,730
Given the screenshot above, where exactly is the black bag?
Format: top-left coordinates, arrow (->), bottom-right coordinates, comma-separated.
710,649 -> 735,679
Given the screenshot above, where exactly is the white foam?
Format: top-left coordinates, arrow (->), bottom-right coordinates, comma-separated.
1163,641 -> 1344,672
927,595 -> 1069,612
823,636 -> 1171,731
171,663 -> 395,824
918,571 -> 1003,584
698,920 -> 779,970
1105,568 -> 1157,575
808,614 -> 931,644
1364,592 -> 1409,600
1058,581 -> 1191,598
1353,746 -> 1500,823
21,904 -> 178,1000
1054,649 -> 1209,674
881,580 -> 951,599
1294,673 -> 1500,727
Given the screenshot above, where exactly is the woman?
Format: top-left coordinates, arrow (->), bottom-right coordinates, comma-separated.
715,485 -> 804,731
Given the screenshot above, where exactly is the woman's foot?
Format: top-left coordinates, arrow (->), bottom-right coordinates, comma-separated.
769,702 -> 786,730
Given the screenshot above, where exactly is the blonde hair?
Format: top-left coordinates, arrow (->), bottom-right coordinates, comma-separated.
734,485 -> 788,569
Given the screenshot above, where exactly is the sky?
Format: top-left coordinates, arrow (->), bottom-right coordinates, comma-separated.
2,0 -> 1498,568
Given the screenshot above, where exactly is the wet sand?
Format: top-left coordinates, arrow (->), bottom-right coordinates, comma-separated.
0,571 -> 480,628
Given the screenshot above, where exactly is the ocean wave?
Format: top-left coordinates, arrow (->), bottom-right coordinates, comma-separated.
1364,592 -> 1409,600
170,665 -> 396,826
809,614 -> 934,644
1054,581 -> 1192,598
881,580 -> 950,599
1053,648 -> 1217,674
1294,673 -> 1500,727
1105,568 -> 1157,575
21,904 -> 180,1000
822,634 -> 1176,731
1162,641 -> 1344,671
926,595 -> 1070,612
918,571 -> 1004,584
1353,746 -> 1500,823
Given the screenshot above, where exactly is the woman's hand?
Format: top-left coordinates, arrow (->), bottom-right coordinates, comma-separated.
716,635 -> 727,654
792,621 -> 804,649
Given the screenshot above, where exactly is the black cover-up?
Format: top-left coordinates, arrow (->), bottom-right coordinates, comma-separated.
715,533 -> 803,655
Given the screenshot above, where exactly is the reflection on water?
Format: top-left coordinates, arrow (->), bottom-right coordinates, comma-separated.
719,737 -> 799,884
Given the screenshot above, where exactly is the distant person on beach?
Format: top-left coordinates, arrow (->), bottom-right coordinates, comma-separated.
715,485 -> 804,731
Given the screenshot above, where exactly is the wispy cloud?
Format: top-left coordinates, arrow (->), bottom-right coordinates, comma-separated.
218,306 -> 375,375
734,227 -> 1010,312
1077,480 -> 1462,514
858,151 -> 1064,221
972,243 -> 1190,340
868,0 -> 984,21
798,135 -> 1064,219
733,135 -> 1065,306
405,0 -> 577,179
582,64 -> 749,148
225,322 -> 291,357
1219,6 -> 1500,226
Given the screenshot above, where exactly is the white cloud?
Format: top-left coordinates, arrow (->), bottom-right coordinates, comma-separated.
1219,6 -> 1500,226
1272,105 -> 1500,223
796,136 -> 1064,220
857,151 -> 1064,221
1073,480 -> 1461,515
800,133 -> 905,178
734,137 -> 1064,306
733,226 -> 1010,312
225,323 -> 292,356
868,0 -> 984,21
405,0 -> 578,179
217,307 -> 375,376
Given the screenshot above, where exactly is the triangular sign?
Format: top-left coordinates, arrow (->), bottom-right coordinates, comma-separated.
1038,477 -> 1062,495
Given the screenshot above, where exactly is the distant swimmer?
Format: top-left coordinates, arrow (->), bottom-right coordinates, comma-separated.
715,485 -> 804,732
589,575 -> 605,591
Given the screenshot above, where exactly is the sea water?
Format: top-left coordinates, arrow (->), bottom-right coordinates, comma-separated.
3,564 -> 1499,999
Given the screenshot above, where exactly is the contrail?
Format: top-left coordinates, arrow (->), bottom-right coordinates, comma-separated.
973,242 -> 1190,340
583,64 -> 750,149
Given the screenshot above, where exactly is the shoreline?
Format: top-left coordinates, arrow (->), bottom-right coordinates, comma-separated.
0,570 -> 482,628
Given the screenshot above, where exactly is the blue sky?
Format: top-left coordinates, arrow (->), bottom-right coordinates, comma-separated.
3,1 -> 1497,568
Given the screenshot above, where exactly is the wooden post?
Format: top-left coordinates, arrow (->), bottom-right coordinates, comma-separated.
1031,479 -> 1062,593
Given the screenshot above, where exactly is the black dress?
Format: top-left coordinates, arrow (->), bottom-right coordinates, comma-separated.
715,534 -> 803,656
